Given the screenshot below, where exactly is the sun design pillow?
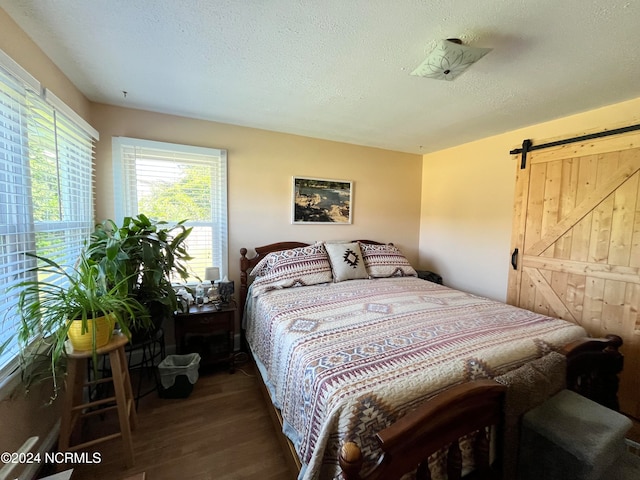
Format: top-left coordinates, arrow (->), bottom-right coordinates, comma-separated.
324,242 -> 368,282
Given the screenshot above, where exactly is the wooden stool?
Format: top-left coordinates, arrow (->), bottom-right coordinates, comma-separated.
58,334 -> 137,467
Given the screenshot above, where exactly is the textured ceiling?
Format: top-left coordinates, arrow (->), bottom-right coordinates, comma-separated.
2,0 -> 639,154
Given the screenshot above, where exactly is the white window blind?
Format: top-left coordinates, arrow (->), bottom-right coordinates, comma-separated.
113,137 -> 228,282
0,54 -> 96,381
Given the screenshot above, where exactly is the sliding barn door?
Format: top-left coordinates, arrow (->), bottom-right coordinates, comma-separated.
507,131 -> 640,417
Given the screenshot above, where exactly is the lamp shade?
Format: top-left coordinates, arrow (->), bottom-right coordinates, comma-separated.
411,39 -> 492,81
204,266 -> 220,282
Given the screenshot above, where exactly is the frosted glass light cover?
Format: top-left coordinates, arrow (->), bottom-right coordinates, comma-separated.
411,39 -> 492,81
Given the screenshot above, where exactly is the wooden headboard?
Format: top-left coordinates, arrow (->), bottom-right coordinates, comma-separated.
239,240 -> 387,319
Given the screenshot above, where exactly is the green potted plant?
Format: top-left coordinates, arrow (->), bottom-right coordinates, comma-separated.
10,252 -> 149,400
86,214 -> 193,339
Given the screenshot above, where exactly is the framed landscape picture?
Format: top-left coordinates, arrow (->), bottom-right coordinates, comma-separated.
292,177 -> 353,224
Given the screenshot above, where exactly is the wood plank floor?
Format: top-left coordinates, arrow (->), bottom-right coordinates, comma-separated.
68,360 -> 291,480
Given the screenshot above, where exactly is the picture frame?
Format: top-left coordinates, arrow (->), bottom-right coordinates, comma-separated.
292,176 -> 353,224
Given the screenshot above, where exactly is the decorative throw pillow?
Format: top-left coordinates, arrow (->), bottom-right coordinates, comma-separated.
250,243 -> 323,278
324,242 -> 368,282
360,243 -> 418,278
250,243 -> 333,296
250,254 -> 273,278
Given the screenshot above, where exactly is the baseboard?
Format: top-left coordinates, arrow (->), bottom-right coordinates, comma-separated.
11,420 -> 60,480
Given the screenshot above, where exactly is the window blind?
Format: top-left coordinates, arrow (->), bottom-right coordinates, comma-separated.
0,64 -> 32,375
113,137 -> 228,282
0,54 -> 96,381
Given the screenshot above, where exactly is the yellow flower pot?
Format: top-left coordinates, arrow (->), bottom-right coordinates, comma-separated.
67,314 -> 115,351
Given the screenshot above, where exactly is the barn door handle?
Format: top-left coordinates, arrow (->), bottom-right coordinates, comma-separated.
511,248 -> 519,270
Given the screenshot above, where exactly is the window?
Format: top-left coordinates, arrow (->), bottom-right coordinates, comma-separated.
113,137 -> 228,282
0,51 -> 97,380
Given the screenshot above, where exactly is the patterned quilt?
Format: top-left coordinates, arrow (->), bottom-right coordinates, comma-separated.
244,277 -> 586,480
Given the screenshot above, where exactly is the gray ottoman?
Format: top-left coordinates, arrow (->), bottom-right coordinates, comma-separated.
518,389 -> 632,480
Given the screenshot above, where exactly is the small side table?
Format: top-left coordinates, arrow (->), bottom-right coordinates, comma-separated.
174,303 -> 236,373
416,270 -> 443,285
59,334 -> 136,467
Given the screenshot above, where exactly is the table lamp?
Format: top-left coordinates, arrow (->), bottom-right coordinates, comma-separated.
204,266 -> 220,300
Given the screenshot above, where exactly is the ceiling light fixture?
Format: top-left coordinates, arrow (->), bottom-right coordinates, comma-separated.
411,38 -> 492,81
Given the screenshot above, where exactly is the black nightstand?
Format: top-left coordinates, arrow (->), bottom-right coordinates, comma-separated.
174,303 -> 236,373
417,270 -> 443,285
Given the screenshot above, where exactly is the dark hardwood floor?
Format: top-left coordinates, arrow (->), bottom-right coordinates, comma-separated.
68,359 -> 291,480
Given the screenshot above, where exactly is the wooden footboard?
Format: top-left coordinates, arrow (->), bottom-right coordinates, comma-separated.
239,243 -> 624,480
339,380 -> 507,480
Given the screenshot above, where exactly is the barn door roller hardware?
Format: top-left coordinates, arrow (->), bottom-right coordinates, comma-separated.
510,123 -> 640,169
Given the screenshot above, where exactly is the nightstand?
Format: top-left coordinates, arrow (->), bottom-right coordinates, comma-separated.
416,270 -> 443,285
174,303 -> 236,373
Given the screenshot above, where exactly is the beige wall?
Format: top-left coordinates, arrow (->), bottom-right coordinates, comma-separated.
0,9 -> 91,120
90,104 -> 422,349
0,8 -> 91,477
90,103 -> 423,280
420,97 -> 640,301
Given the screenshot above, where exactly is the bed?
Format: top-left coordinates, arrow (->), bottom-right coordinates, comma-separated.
239,240 -> 623,480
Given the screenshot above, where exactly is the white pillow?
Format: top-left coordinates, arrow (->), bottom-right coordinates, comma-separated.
324,242 -> 368,282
